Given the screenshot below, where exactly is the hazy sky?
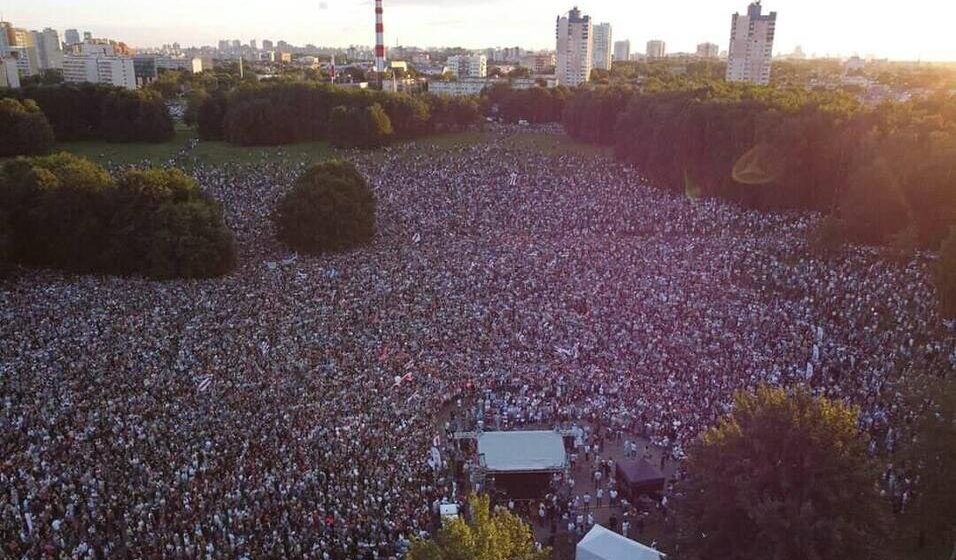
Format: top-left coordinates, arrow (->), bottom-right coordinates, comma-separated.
5,0 -> 956,61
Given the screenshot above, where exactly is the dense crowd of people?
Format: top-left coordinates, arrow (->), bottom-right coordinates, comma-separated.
1,126 -> 953,559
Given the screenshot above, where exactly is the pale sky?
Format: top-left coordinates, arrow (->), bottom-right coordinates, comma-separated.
5,0 -> 956,61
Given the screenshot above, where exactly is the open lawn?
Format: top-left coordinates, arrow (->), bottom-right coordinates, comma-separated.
188,140 -> 334,167
52,129 -> 193,167
50,127 -> 334,168
503,132 -> 612,157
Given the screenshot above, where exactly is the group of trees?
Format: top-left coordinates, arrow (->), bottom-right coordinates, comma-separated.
0,84 -> 174,143
0,98 -> 55,157
485,84 -> 572,124
194,82 -> 483,147
0,153 -> 235,279
273,160 -> 376,254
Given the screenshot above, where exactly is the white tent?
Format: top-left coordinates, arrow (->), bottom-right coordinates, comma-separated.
576,524 -> 663,560
477,431 -> 567,472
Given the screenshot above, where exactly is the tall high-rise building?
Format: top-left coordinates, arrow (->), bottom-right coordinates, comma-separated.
34,28 -> 64,70
262,39 -> 274,51
726,1 -> 776,85
591,22 -> 612,70
64,28 -> 80,45
250,39 -> 257,51
6,26 -> 39,76
613,40 -> 630,62
447,54 -> 487,78
646,40 -> 666,59
218,40 -> 229,52
555,6 -> 592,87
0,55 -> 19,88
231,39 -> 241,50
696,42 -> 719,59
83,31 -> 93,42
0,21 -> 10,53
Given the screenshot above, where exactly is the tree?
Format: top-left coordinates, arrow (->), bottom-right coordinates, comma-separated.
936,227 -> 956,319
145,200 -> 236,279
0,98 -> 55,157
0,154 -> 235,279
673,385 -> 890,560
273,161 -> 376,254
407,494 -> 550,560
840,157 -> 911,245
897,372 -> 956,560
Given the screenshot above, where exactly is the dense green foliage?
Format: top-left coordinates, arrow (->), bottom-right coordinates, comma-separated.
936,228 -> 956,319
0,98 -> 55,157
673,385 -> 890,560
407,494 -> 550,560
0,154 -> 234,278
485,84 -> 571,124
0,84 -> 174,143
328,103 -> 394,148
273,161 -> 376,254
564,84 -> 956,249
197,82 -> 481,147
898,373 -> 956,559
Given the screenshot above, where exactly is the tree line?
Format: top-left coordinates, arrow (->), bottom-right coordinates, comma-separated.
193,82 -> 483,147
0,83 -> 174,146
0,153 -> 234,279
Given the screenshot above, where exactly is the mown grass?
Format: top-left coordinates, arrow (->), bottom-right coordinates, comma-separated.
503,132 -> 612,157
53,128 -> 194,167
412,130 -> 489,148
188,140 -> 334,167
51,127 -> 334,168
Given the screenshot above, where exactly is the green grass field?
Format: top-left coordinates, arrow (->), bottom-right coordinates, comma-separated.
189,140 -> 334,167
53,129 -> 193,167
503,132 -> 612,157
51,128 -> 334,168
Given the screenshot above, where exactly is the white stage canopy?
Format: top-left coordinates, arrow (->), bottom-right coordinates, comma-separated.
477,431 -> 567,473
576,524 -> 663,560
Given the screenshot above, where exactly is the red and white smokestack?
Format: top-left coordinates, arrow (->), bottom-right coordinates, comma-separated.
374,0 -> 386,73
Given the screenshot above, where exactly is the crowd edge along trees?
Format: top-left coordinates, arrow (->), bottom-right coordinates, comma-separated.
273,161 -> 376,254
0,98 -> 55,157
897,372 -> 956,560
407,494 -> 550,560
0,153 -> 235,279
672,385 -> 890,560
936,227 -> 956,319
0,83 -> 174,143
563,83 -> 956,254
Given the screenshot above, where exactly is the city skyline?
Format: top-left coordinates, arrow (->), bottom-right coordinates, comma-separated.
5,0 -> 956,62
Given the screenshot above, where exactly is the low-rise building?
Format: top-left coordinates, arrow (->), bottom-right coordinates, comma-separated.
447,54 -> 487,78
64,52 -> 136,90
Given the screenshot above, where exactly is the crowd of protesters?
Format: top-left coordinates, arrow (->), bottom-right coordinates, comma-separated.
1,126 -> 953,559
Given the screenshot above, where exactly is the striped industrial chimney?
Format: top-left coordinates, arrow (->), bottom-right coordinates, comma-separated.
374,0 -> 386,73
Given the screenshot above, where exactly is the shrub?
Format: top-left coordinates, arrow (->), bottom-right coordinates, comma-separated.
0,154 -> 235,279
0,98 -> 55,157
273,161 -> 375,254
